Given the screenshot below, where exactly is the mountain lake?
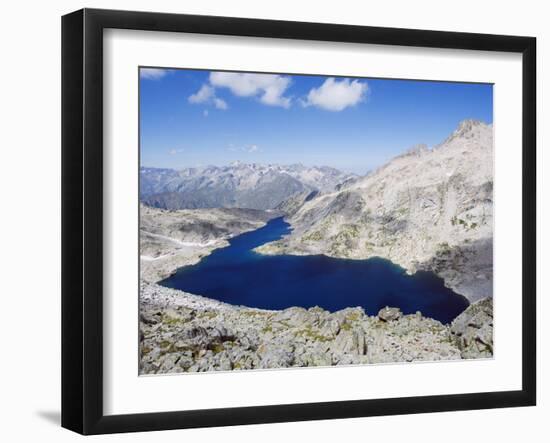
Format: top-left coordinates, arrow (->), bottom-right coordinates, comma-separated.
159,217 -> 469,324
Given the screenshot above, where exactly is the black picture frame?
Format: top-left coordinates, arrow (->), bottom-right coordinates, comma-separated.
61,8 -> 537,435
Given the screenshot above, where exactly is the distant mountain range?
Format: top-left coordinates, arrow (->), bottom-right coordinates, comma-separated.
140,162 -> 355,210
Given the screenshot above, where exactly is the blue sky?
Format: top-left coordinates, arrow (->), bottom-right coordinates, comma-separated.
140,68 -> 493,174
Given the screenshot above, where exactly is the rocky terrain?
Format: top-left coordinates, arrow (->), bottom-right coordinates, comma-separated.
140,282 -> 493,374
140,162 -> 354,210
255,120 -> 493,303
140,204 -> 275,282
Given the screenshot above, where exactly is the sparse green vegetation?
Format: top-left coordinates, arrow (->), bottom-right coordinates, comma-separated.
297,326 -> 332,342
340,322 -> 352,331
302,230 -> 324,242
198,311 -> 218,320
346,311 -> 362,322
364,240 -> 376,252
451,215 -> 479,230
437,242 -> 451,255
163,315 -> 184,325
397,207 -> 408,216
210,343 -> 225,354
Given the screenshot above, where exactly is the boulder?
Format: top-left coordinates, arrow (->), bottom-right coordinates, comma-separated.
319,318 -> 341,337
297,351 -> 332,367
450,297 -> 493,358
272,306 -> 312,327
257,347 -> 295,369
331,328 -> 367,356
378,306 -> 402,322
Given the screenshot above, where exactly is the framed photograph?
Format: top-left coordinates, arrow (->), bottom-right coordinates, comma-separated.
62,8 -> 536,434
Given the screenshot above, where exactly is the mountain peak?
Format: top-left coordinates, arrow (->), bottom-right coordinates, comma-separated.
436,119 -> 491,148
454,119 -> 489,136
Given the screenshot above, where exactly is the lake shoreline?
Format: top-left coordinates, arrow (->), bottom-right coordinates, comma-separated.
159,217 -> 469,324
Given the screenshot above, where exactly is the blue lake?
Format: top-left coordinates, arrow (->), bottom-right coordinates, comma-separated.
160,217 -> 469,324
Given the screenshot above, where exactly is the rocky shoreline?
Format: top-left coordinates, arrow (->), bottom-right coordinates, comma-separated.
140,282 -> 493,374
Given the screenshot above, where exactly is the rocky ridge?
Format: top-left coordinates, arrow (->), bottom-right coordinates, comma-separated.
140,282 -> 493,374
140,163 -> 355,211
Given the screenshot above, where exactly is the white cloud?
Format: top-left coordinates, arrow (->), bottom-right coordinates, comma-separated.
247,144 -> 259,153
213,98 -> 228,110
188,85 -> 228,110
303,78 -> 368,111
209,72 -> 291,108
168,148 -> 185,155
189,85 -> 214,104
140,68 -> 168,80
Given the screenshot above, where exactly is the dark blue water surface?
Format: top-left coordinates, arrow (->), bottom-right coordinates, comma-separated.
160,217 -> 469,324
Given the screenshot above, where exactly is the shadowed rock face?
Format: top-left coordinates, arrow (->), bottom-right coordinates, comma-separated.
416,238 -> 493,303
139,283 -> 492,374
450,297 -> 493,358
140,163 -> 355,211
254,120 -> 494,303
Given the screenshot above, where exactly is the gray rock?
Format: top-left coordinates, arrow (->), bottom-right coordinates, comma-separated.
331,328 -> 367,355
450,297 -> 493,358
298,351 -> 332,367
468,311 -> 493,329
319,318 -> 341,337
158,354 -> 179,372
476,323 -> 493,349
378,307 -> 402,322
272,307 -> 312,327
257,347 -> 295,369
215,352 -> 233,371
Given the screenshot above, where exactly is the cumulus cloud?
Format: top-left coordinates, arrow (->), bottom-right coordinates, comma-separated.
188,84 -> 228,110
303,78 -> 368,111
168,148 -> 185,155
209,72 -> 291,108
213,97 -> 228,110
140,68 -> 169,80
188,84 -> 215,104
